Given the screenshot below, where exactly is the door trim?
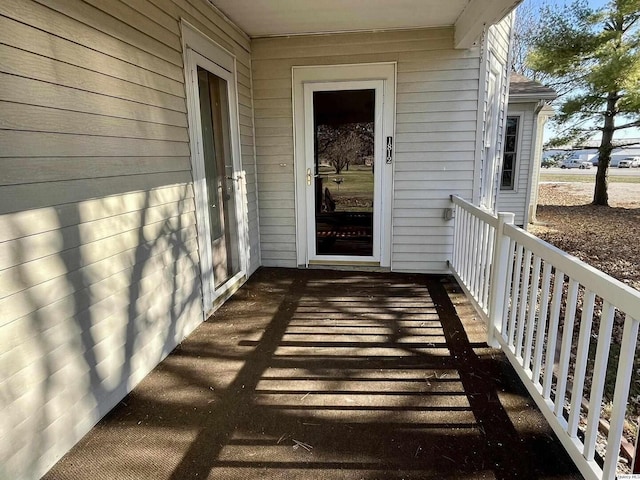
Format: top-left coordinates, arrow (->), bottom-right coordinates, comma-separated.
182,22 -> 248,315
292,63 -> 396,268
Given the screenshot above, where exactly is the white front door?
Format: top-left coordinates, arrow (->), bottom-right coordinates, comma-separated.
293,64 -> 396,267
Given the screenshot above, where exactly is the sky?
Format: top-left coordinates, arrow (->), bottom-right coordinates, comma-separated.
518,0 -> 640,144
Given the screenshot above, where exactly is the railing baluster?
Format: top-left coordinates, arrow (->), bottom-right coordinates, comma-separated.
464,212 -> 473,286
502,238 -> 516,338
469,214 -> 479,296
542,269 -> 564,400
602,315 -> 639,479
482,224 -> 495,309
455,205 -> 462,268
568,290 -> 595,437
554,279 -> 579,419
481,222 -> 490,304
451,204 -> 459,268
532,262 -> 552,385
463,209 -> 472,284
523,255 -> 542,371
516,249 -> 533,359
508,244 -> 524,349
584,302 -> 615,461
475,216 -> 484,299
473,222 -> 486,307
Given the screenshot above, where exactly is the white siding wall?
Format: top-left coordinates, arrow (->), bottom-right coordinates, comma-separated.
252,28 -> 487,273
496,104 -> 536,226
0,1 -> 258,479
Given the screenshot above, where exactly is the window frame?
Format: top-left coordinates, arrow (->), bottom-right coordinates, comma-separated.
500,113 -> 523,191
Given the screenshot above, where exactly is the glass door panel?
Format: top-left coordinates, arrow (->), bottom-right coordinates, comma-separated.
197,66 -> 240,288
313,89 -> 375,256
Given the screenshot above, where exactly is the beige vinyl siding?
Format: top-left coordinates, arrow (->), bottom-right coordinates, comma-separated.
253,28 -> 483,272
0,1 -> 257,479
496,105 -> 535,226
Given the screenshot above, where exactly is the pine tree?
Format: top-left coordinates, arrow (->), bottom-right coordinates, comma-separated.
528,0 -> 640,205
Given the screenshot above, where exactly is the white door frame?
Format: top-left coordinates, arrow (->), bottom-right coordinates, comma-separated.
182,22 -> 248,315
293,63 -> 396,267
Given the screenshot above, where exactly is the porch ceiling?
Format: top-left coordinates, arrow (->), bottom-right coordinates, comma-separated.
209,0 -> 522,48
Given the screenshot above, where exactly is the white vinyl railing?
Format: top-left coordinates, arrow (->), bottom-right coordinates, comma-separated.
450,194 -> 640,480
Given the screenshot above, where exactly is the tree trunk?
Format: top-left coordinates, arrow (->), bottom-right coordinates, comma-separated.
592,92 -> 618,206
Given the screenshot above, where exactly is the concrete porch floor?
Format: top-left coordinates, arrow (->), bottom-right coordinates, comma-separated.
44,268 -> 582,480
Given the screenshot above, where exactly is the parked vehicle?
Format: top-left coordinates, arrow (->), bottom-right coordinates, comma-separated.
617,157 -> 640,168
561,159 -> 592,169
619,159 -> 632,168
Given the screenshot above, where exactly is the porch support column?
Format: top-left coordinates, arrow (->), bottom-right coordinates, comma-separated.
486,211 -> 514,347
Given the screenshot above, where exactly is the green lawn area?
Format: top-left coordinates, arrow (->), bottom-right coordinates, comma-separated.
539,173 -> 640,183
318,164 -> 374,211
318,164 -> 374,195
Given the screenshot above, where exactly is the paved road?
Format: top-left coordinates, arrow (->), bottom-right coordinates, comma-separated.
541,166 -> 640,176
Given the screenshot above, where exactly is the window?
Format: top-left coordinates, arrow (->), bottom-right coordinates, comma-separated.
501,116 -> 519,190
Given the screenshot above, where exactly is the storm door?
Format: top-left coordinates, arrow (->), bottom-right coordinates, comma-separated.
197,66 -> 240,288
185,43 -> 246,313
304,81 -> 387,264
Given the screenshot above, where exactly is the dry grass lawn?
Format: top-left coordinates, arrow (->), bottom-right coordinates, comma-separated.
530,182 -> 640,291
531,182 -> 640,442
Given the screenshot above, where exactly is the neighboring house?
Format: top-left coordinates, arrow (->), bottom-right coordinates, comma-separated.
0,1 -> 522,478
496,73 -> 556,227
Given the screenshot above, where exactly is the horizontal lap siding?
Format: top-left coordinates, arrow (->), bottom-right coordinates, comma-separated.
0,1 -> 256,479
496,105 -> 535,226
252,29 -> 480,272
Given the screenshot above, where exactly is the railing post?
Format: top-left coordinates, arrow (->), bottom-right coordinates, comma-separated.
486,212 -> 514,348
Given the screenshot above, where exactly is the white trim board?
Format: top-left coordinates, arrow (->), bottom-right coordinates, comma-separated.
292,63 -> 396,268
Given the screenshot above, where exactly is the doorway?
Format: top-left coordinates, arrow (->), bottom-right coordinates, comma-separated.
293,64 -> 396,267
183,27 -> 247,313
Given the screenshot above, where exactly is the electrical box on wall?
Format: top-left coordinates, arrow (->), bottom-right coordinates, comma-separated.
443,208 -> 455,221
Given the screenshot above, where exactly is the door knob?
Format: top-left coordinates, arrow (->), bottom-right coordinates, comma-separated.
307,168 -> 312,186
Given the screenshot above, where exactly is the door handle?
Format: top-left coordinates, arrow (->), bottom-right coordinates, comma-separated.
307,168 -> 312,186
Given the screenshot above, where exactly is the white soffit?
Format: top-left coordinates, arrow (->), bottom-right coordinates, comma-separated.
209,0 -> 470,37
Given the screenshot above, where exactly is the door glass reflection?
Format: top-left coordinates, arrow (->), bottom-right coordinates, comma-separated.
197,66 -> 240,286
313,89 -> 375,256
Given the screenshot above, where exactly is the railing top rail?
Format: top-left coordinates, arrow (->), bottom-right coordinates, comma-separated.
504,223 -> 640,316
450,195 -> 499,227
